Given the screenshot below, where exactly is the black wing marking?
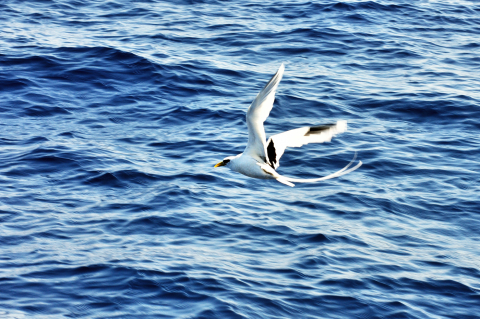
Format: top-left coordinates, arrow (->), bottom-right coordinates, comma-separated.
266,139 -> 277,169
306,124 -> 336,135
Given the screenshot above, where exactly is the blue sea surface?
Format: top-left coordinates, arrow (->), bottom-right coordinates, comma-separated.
1,0 -> 480,318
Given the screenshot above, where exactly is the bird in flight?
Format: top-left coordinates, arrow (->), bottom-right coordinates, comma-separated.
214,64 -> 362,187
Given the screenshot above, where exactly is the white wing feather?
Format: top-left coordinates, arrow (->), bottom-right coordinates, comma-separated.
266,120 -> 348,169
243,63 -> 285,161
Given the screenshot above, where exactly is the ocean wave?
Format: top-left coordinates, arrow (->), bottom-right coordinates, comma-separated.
1,0 -> 479,318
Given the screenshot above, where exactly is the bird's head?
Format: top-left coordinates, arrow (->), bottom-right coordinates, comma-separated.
214,156 -> 234,168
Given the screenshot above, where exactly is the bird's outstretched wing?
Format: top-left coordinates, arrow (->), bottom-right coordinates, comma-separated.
243,63 -> 284,162
265,120 -> 348,170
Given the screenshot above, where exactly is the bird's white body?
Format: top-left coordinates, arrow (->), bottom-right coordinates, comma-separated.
227,154 -> 275,179
215,64 -> 362,187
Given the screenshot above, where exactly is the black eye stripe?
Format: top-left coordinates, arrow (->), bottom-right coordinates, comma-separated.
224,159 -> 230,164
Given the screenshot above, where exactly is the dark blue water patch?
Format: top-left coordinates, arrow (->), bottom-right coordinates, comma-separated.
34,229 -> 72,240
352,98 -> 479,124
22,91 -> 64,108
100,6 -> 155,19
295,233 -> 329,244
399,277 -> 478,301
153,107 -> 240,129
366,48 -> 422,59
268,45 -> 348,57
83,171 -> 121,187
282,27 -> 349,41
0,77 -> 34,92
0,265 -> 211,317
0,136 -> 48,146
121,215 -> 189,236
24,104 -> 71,117
82,168 -> 161,188
451,266 -> 480,281
35,47 -> 156,87
314,0 -> 412,15
1,54 -> 62,70
21,154 -> 79,174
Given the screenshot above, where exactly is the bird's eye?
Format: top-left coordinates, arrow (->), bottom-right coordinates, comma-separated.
224,159 -> 230,164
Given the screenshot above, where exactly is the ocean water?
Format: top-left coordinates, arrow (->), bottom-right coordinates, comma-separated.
1,0 -> 480,318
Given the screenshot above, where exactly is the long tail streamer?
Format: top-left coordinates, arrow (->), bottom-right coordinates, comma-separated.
276,152 -> 362,186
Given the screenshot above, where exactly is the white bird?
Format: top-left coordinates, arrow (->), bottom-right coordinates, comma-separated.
214,63 -> 362,187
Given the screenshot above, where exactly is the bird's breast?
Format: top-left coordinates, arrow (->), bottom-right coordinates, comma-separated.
230,155 -> 274,179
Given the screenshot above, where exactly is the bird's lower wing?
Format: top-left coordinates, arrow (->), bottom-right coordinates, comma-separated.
265,120 -> 348,170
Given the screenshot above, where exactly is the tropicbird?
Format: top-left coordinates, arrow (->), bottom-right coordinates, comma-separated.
214,63 -> 362,187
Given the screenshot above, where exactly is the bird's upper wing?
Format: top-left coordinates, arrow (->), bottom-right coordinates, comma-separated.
265,120 -> 348,170
243,63 -> 284,161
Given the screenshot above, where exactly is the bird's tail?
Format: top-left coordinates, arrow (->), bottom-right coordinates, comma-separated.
275,152 -> 362,187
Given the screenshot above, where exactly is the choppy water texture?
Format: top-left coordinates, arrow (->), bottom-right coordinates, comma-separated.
1,0 -> 480,318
